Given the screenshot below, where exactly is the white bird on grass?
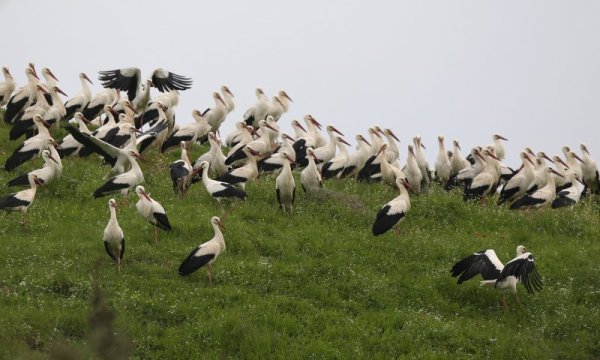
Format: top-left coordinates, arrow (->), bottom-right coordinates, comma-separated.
178,216 -> 226,285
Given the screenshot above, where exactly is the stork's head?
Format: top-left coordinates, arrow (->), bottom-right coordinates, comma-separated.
453,140 -> 461,150
327,125 -> 344,136
2,67 -> 10,77
385,129 -> 400,142
213,92 -> 226,107
516,245 -> 527,255
25,66 -> 39,80
52,86 -> 67,97
580,143 -> 590,155
80,72 -> 93,84
42,67 -> 58,82
278,90 -> 293,102
221,85 -> 234,97
493,133 -> 508,141
211,216 -> 225,231
108,198 -> 117,209
135,185 -> 151,201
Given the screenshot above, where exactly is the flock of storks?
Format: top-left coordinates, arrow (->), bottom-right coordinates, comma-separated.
1,63 -> 598,306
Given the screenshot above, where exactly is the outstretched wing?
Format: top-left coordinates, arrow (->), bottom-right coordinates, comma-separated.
497,253 -> 543,294
98,67 -> 141,101
63,123 -> 121,165
450,249 -> 503,283
151,68 -> 193,92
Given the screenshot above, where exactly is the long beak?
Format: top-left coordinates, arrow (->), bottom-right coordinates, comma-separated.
55,87 -> 67,97
331,126 -> 344,137
541,153 -> 553,163
338,137 -> 351,146
283,93 -> 293,102
421,143 -> 426,150
310,117 -> 323,130
582,146 -> 590,156
402,179 -> 413,193
83,73 -> 93,84
265,123 -> 278,132
248,148 -> 260,156
550,168 -> 564,178
217,220 -> 226,231
557,157 -> 569,169
487,152 -> 500,161
284,134 -> 296,142
389,130 -> 400,143
49,70 -> 59,82
361,137 -> 371,146
525,156 -> 535,166
34,178 -> 44,186
572,153 -> 585,164
48,153 -> 59,164
497,135 -> 508,141
134,153 -> 146,162
142,191 -> 152,201
127,103 -> 136,113
293,122 -> 306,133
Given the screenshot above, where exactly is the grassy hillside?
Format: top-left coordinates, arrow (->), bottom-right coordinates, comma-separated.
0,121 -> 599,359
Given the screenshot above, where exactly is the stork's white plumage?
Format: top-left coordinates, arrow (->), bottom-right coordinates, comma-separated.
526,152 -> 554,195
378,144 -> 406,189
413,136 -> 431,188
510,167 -> 563,210
197,161 -> 247,210
451,245 -> 542,307
243,88 -> 270,128
217,147 -> 260,190
322,136 -> 351,180
313,125 -> 344,168
193,132 -> 230,178
379,128 -> 401,163
4,65 -> 40,124
267,91 -> 293,121
490,134 -> 508,161
135,186 -> 171,241
5,115 -> 55,171
450,140 -> 470,175
225,120 -> 276,165
552,171 -> 583,208
220,85 -> 235,114
7,149 -> 60,187
579,144 -> 599,194
161,109 -> 210,153
463,149 -> 501,203
63,73 -> 93,120
372,177 -> 412,236
82,88 -> 119,121
43,86 -> 68,126
203,92 -> 229,134
178,216 -> 226,285
275,152 -> 296,213
9,85 -> 50,140
300,148 -> 322,193
292,115 -> 323,167
170,142 -> 193,196
225,121 -> 253,148
93,149 -> 144,198
103,199 -> 125,272
498,152 -> 535,205
0,67 -> 16,107
258,133 -> 296,175
403,145 -> 422,194
58,113 -> 92,157
137,102 -> 171,154
435,135 -> 452,183
341,134 -> 371,178
0,173 -> 41,226
562,147 -> 585,180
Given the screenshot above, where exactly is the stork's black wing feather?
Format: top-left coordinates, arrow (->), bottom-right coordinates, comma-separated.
497,254 -> 543,294
63,124 -> 118,165
450,250 -> 502,284
151,69 -> 193,93
98,68 -> 140,101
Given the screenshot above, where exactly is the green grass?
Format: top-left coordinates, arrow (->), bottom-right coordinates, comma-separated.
0,120 -> 599,359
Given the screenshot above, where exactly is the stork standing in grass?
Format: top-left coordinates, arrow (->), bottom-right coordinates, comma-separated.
7,149 -> 60,187
93,149 -> 144,198
178,216 -> 226,285
170,142 -> 194,196
579,144 -> 599,194
197,161 -> 247,212
301,148 -> 322,193
0,67 -> 16,108
135,186 -> 171,241
103,199 -> 125,272
451,245 -> 542,308
403,145 -> 422,195
0,173 -> 41,226
372,177 -> 412,236
435,135 -> 452,183
276,152 -> 296,213
510,167 -> 564,210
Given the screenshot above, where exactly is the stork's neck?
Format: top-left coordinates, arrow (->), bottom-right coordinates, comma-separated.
136,83 -> 152,106
337,142 -> 348,157
77,118 -> 90,133
385,135 -> 399,153
212,223 -> 225,250
80,77 -> 92,99
109,206 -> 118,225
50,90 -> 65,112
126,132 -> 137,150
105,112 -> 116,126
282,157 -> 292,175
223,92 -> 235,112
181,149 -> 191,166
279,97 -> 290,112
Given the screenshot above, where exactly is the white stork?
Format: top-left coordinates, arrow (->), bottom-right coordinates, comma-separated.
403,145 -> 422,195
579,144 -> 599,194
293,115 -> 323,167
203,92 -> 229,134
551,155 -> 573,192
322,136 -> 351,180
9,85 -> 50,140
178,216 -> 226,285
103,199 -> 125,272
170,142 -> 193,196
43,86 -> 68,127
7,149 -> 60,187
498,152 -> 535,205
193,132 -> 230,178
435,135 -> 452,183
63,73 -> 93,120
243,88 -> 270,128
161,109 -> 210,153
510,167 -> 564,210
450,140 -> 470,175
0,66 -> 16,107
135,185 -> 171,241
225,120 -> 276,165
372,177 -> 412,236
341,134 -> 371,178
197,161 -> 247,211
58,113 -> 92,157
5,115 -> 55,171
98,67 -> 192,102
552,171 -> 583,208
4,65 -> 40,124
313,125 -> 345,167
221,85 -> 235,113
267,90 -> 293,121
137,102 -> 170,154
450,245 -> 542,307
463,149 -> 501,204
300,148 -> 322,193
82,88 -> 120,121
378,144 -> 406,189
489,134 -> 508,161
257,133 -> 296,175
93,149 -> 144,198
217,147 -> 260,190
0,173 -> 42,226
275,152 -> 296,213
413,136 -> 431,188
225,121 -> 253,148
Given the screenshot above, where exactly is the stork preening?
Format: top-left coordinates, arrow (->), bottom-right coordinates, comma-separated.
203,92 -> 229,134
243,88 -> 270,128
103,199 -> 125,272
322,136 -> 351,180
0,173 -> 41,226
178,216 -> 226,285
451,245 -> 542,307
135,186 -> 171,241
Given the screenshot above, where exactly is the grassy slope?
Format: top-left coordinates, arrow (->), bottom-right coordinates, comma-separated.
0,121 -> 599,359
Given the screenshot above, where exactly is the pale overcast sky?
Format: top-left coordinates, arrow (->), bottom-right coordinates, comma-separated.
2,0 -> 599,165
